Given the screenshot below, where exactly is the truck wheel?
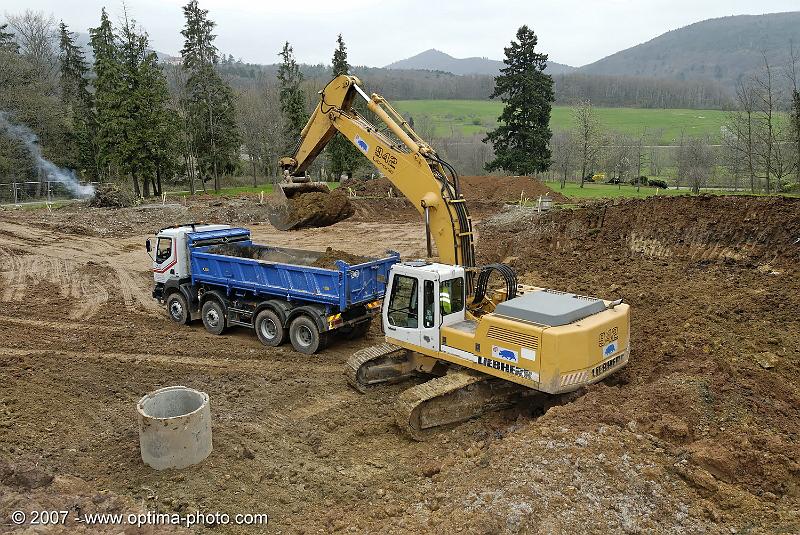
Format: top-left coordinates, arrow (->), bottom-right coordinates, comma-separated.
289,316 -> 322,354
201,300 -> 226,335
255,309 -> 285,347
166,292 -> 190,325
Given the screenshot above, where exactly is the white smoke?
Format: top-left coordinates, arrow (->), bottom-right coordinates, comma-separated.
0,111 -> 95,198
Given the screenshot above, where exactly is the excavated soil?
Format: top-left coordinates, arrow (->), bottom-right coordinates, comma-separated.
342,174 -> 568,204
281,188 -> 355,229
0,193 -> 798,534
459,175 -> 570,203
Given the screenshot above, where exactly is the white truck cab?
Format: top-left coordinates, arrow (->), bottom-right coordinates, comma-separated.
148,224 -> 230,285
383,261 -> 466,352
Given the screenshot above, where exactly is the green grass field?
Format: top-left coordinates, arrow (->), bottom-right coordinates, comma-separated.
394,100 -> 730,145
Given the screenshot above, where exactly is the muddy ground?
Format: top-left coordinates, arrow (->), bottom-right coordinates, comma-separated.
0,190 -> 798,534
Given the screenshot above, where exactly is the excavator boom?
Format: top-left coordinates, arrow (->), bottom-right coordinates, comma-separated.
278,75 -> 475,269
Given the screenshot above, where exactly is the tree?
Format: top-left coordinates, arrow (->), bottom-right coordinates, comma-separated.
725,81 -> 758,192
89,8 -> 125,184
0,24 -> 19,52
6,10 -> 58,85
573,99 -> 602,187
90,8 -> 178,197
326,34 -> 362,179
181,0 -> 239,191
58,21 -> 98,178
788,43 -> 800,184
678,135 -> 715,194
550,130 -> 575,189
278,41 -> 308,155
483,25 -> 554,175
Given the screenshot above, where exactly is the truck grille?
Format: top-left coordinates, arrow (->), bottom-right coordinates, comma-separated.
487,326 -> 538,349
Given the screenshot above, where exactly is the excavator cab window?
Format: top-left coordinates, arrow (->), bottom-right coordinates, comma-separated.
387,274 -> 419,328
156,238 -> 173,264
440,277 -> 464,316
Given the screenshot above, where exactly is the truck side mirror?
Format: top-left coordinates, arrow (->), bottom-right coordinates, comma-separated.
146,238 -> 152,253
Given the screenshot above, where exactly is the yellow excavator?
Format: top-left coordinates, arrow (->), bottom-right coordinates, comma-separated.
277,75 -> 630,439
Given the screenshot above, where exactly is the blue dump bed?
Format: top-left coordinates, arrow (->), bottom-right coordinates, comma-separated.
186,228 -> 399,312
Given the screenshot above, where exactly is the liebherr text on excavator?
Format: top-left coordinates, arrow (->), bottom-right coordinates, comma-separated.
279,74 -> 631,439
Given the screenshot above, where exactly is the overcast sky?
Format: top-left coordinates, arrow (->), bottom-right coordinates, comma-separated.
3,0 -> 799,67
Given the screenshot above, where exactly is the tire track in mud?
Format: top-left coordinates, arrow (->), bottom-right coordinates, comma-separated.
0,227 -> 159,319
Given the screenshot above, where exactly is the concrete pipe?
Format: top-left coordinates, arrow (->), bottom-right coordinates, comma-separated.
137,386 -> 212,470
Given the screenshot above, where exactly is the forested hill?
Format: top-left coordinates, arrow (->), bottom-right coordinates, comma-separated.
384,48 -> 576,76
578,12 -> 800,89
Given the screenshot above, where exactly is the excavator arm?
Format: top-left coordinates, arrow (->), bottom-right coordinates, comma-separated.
279,75 -> 476,270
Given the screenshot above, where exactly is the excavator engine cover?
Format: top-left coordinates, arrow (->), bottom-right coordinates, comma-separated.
494,290 -> 607,327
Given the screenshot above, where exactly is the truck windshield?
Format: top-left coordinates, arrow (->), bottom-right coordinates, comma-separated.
156,238 -> 172,263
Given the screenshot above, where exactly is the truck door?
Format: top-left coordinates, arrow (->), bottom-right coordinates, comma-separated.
152,236 -> 176,284
384,272 -> 421,346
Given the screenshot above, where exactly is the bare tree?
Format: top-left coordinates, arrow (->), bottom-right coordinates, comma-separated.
550,130 -> 575,189
5,10 -> 58,87
634,128 -> 647,191
573,99 -> 602,188
787,42 -> 800,184
678,136 -> 716,194
724,81 -> 758,193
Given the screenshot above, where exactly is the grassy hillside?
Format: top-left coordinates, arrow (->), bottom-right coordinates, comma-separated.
578,12 -> 800,90
394,100 -> 729,145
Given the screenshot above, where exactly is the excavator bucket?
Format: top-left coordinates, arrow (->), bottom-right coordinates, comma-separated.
268,178 -> 354,231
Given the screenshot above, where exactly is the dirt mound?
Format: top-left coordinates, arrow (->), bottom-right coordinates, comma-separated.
310,247 -> 370,269
208,243 -> 369,270
483,194 -> 800,266
477,194 -> 800,502
341,174 -> 569,204
460,175 -> 570,203
340,176 -> 398,197
88,183 -> 136,208
272,188 -> 354,230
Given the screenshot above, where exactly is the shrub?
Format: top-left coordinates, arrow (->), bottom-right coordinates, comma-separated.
649,179 -> 669,189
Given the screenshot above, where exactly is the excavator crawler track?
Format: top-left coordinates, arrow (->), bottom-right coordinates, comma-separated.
345,343 -> 411,393
394,369 -> 528,441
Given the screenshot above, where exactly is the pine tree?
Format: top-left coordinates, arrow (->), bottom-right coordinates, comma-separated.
180,0 -> 239,191
483,25 -> 554,175
326,34 -> 362,179
278,41 -> 308,154
0,23 -> 19,53
90,8 -> 127,186
58,21 -> 99,178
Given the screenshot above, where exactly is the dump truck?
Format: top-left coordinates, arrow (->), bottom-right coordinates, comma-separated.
148,224 -> 399,353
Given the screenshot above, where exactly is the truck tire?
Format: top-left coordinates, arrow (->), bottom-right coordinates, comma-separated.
166,292 -> 190,325
255,309 -> 285,347
201,300 -> 226,335
289,315 -> 323,354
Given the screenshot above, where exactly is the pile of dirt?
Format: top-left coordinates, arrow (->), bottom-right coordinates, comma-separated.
483,194 -> 800,267
460,175 -> 570,203
475,194 -> 800,503
88,183 -> 136,208
271,188 -> 355,230
310,247 -> 371,269
208,243 -> 370,270
340,176 -> 398,197
341,174 -> 569,204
